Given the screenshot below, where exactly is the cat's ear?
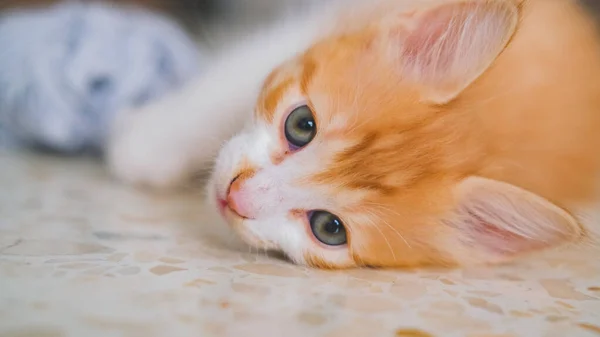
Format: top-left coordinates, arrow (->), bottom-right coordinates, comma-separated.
381,0 -> 519,104
444,177 -> 582,264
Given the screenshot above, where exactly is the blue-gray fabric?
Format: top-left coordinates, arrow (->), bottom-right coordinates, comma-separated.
0,2 -> 201,153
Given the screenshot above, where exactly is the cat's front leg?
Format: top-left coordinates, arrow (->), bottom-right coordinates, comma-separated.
107,10 -> 326,189
106,73 -> 257,189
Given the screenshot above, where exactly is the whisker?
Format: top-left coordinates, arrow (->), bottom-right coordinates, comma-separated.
364,207 -> 412,249
364,214 -> 397,262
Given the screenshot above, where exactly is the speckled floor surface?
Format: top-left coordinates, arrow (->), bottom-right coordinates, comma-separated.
0,151 -> 599,337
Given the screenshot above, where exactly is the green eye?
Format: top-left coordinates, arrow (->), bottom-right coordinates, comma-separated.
284,105 -> 316,149
310,211 -> 347,246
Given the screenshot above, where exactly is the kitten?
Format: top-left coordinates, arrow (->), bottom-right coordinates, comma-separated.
108,0 -> 600,269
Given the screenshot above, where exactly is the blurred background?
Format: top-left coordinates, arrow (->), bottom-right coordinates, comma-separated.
0,0 -> 596,155
0,0 -> 319,154
1,0 -> 301,26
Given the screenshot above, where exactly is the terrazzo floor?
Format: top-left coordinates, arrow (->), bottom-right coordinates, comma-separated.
0,151 -> 599,337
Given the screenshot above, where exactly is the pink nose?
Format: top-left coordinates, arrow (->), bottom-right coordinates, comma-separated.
226,175 -> 254,219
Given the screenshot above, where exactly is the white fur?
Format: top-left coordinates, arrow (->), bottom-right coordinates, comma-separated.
204,61 -> 357,264
106,3 -> 339,188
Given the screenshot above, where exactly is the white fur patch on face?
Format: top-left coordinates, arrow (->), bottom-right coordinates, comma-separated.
207,102 -> 355,267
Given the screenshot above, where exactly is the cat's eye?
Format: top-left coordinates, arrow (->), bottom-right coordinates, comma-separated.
284,105 -> 316,149
310,211 -> 347,246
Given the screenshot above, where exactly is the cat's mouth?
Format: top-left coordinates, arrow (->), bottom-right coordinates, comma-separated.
216,195 -> 253,221
216,197 -> 228,218
214,193 -> 279,251
228,219 -> 279,251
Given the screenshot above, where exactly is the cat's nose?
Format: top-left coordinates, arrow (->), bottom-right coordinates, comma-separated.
226,175 -> 256,219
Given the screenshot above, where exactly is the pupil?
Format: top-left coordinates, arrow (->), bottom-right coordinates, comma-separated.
324,220 -> 340,234
297,118 -> 314,131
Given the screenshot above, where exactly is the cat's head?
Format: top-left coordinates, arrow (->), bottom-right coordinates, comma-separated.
208,0 -> 584,268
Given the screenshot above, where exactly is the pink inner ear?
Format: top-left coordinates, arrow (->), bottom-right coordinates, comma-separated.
449,177 -> 582,262
464,209 -> 552,256
392,0 -> 518,103
402,3 -> 469,76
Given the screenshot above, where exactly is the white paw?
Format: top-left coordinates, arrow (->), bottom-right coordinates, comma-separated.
106,106 -> 192,189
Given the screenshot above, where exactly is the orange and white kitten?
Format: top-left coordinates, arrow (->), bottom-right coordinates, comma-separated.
109,0 -> 600,268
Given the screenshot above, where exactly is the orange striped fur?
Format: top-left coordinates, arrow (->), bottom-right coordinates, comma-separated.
228,0 -> 600,268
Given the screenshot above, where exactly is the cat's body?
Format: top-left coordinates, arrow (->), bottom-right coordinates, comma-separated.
109,0 -> 600,269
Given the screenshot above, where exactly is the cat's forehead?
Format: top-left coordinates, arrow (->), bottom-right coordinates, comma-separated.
255,54 -> 316,124
255,29 -> 381,122
254,31 -> 455,191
